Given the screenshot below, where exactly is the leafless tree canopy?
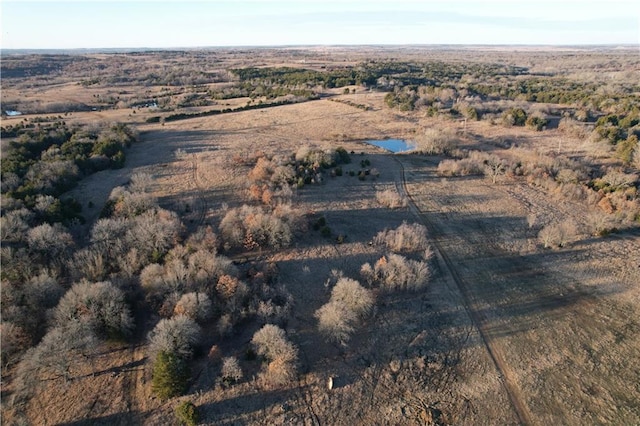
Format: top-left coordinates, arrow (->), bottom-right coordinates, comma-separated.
251,324 -> 298,387
148,315 -> 201,359
54,280 -> 134,338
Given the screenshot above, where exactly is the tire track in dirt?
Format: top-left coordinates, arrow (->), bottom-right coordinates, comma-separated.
123,343 -> 146,423
294,371 -> 322,426
394,157 -> 534,426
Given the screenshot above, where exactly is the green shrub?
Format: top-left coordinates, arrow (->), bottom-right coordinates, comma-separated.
152,351 -> 190,400
502,108 -> 527,126
619,114 -> 639,129
595,124 -> 624,143
616,135 -> 638,164
92,139 -> 123,158
175,400 -> 199,426
111,151 -> 126,169
426,106 -> 439,117
335,147 -> 351,164
596,114 -> 618,127
526,115 -> 548,131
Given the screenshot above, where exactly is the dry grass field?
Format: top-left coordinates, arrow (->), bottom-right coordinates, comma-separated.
2,47 -> 639,425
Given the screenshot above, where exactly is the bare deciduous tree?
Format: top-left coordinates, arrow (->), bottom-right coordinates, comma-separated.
315,301 -> 356,345
128,172 -> 154,193
538,221 -> 578,249
252,324 -> 297,362
1,322 -> 30,370
148,315 -> 201,359
140,263 -> 167,294
0,208 -> 32,242
330,278 -> 374,318
315,277 -> 374,345
108,186 -> 157,218
587,211 -> 618,236
373,222 -> 429,253
251,324 -> 298,387
126,208 -> 182,262
54,280 -> 134,338
416,128 -> 457,155
185,225 -> 218,254
256,298 -> 291,326
173,292 -> 212,323
375,188 -> 408,209
220,356 -> 243,384
12,321 -> 97,405
484,155 -> 506,184
25,271 -> 64,310
216,313 -> 234,337
220,205 -> 293,250
365,254 -> 431,292
90,217 -> 130,246
26,223 -> 74,261
69,247 -> 107,281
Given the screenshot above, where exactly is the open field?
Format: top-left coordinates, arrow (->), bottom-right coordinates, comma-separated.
2,47 -> 640,425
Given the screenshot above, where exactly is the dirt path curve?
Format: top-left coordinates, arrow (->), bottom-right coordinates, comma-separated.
394,157 -> 534,426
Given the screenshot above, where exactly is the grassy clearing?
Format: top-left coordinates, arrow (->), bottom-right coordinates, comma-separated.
2,47 -> 639,425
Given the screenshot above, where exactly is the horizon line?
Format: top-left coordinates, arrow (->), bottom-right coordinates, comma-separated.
2,43 -> 639,53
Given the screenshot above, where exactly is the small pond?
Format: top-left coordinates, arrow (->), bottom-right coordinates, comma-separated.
5,110 -> 22,116
367,139 -> 416,153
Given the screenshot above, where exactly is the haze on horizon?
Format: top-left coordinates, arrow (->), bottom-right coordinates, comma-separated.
1,0 -> 639,50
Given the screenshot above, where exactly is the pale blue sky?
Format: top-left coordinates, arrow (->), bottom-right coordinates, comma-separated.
1,0 -> 639,49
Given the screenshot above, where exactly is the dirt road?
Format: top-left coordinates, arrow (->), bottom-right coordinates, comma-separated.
395,154 -> 640,425
395,156 -> 534,425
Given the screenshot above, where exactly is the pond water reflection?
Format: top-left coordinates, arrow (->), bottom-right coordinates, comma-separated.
367,139 -> 416,153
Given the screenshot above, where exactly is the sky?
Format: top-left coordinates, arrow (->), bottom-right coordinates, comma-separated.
1,0 -> 639,49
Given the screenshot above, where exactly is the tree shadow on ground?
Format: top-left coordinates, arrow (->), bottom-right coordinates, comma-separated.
196,387 -> 301,425
56,410 -> 146,426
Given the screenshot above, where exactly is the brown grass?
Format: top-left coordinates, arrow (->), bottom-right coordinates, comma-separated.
2,47 -> 639,426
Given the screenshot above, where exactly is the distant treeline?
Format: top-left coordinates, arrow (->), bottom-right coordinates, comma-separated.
145,97 -> 318,123
231,61 -> 527,90
231,66 -> 373,88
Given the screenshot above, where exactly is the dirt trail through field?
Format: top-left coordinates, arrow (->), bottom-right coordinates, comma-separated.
390,150 -> 640,425
394,157 -> 534,425
123,343 -> 147,422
